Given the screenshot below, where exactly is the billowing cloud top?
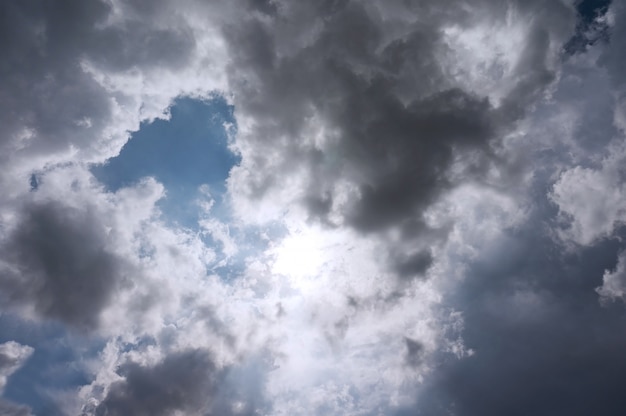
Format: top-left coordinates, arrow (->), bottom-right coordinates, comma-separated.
1,0 -> 626,415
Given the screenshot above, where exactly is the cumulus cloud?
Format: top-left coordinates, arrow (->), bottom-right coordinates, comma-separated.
94,349 -> 219,416
393,2 -> 626,414
408,195 -> 626,415
80,347 -> 270,416
1,200 -> 129,329
0,0 -> 230,195
227,0 -> 573,226
3,0 -> 626,414
224,0 -> 576,289
0,165 -> 165,331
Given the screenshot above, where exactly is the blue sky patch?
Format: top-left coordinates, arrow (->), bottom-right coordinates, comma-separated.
92,96 -> 239,229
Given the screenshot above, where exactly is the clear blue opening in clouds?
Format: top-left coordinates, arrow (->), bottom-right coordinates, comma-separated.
92,96 -> 239,229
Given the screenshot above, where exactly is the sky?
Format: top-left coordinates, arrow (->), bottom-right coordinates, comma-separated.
0,0 -> 625,415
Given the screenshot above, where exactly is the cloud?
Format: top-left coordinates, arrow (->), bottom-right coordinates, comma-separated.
549,2 -> 626,247
93,349 -> 218,416
597,249 -> 626,302
0,200 -> 128,330
3,0 -> 626,414
0,0 -> 229,186
550,145 -> 626,245
224,0 -> 576,286
0,341 -> 34,393
0,341 -> 34,416
91,349 -> 268,416
408,207 -> 626,415
0,164 -> 166,332
226,0 -> 573,215
391,3 -> 626,413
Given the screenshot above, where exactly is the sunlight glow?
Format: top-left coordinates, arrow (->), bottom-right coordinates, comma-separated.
271,226 -> 330,291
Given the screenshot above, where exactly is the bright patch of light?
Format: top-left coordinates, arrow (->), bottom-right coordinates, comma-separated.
271,226 -> 330,291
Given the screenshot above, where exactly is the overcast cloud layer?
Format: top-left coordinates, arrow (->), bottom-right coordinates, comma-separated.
1,0 -> 625,415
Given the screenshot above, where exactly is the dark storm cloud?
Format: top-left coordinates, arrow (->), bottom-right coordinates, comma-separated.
226,0 -> 575,276
94,349 -> 217,416
338,86 -> 493,233
406,210 -> 626,415
0,0 -> 196,163
398,5 -> 626,408
598,250 -> 626,301
226,3 -> 491,232
0,200 -> 127,330
94,349 -> 268,416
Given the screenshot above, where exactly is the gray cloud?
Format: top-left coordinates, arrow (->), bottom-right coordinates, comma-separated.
0,200 -> 127,330
0,0 -> 198,167
93,349 -> 268,416
407,213 -> 626,415
394,3 -> 626,412
225,0 -> 576,279
94,349 -> 218,416
229,0 -> 572,211
0,0 -> 112,163
227,3 -> 489,229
